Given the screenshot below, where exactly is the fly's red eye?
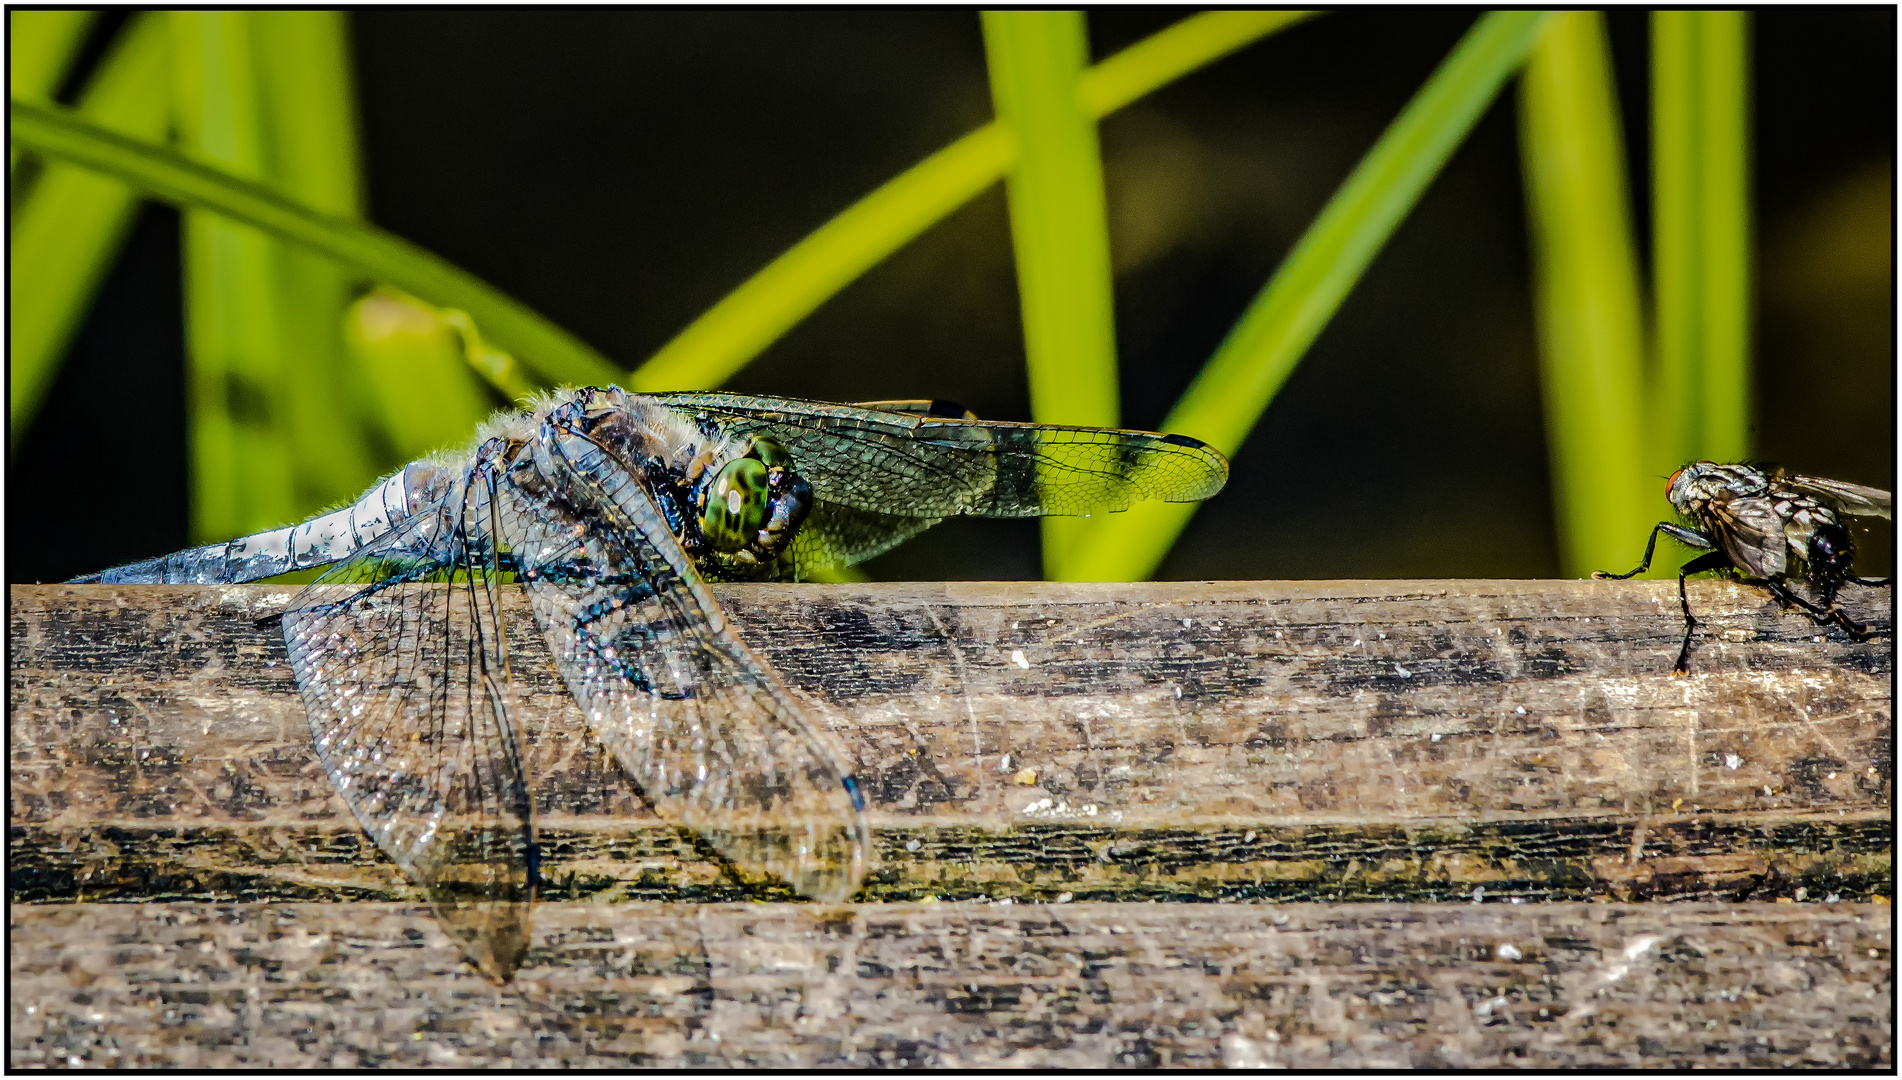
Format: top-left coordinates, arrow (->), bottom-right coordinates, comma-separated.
1666,469 -> 1684,495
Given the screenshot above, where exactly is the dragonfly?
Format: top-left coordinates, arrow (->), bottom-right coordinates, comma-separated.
72,387 -> 1230,981
1595,461 -> 1892,674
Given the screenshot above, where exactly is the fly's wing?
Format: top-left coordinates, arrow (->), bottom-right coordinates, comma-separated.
498,418 -> 868,901
281,462 -> 536,983
646,393 -> 1228,525
1707,493 -> 1789,579
1779,474 -> 1893,520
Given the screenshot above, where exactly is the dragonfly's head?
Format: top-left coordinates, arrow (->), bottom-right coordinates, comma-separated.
696,437 -> 812,567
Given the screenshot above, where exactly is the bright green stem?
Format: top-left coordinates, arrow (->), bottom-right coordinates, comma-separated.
628,10 -> 1316,394
9,14 -> 170,445
8,100 -> 622,391
1520,11 -> 1654,579
1653,9 -> 1751,471
982,10 -> 1120,579
1065,10 -> 1553,582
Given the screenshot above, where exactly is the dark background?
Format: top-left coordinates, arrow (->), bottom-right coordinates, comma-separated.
12,9 -> 1894,584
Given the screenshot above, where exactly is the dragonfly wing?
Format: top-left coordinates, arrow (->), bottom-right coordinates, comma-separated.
281,455 -> 536,983
1780,474 -> 1893,520
500,409 -> 868,901
646,392 -> 1229,519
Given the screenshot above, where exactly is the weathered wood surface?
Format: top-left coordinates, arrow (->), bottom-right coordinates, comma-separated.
11,581 -> 1891,904
10,901 -> 1890,1068
9,580 -> 1892,1069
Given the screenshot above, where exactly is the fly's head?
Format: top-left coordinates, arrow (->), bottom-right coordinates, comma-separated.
691,436 -> 812,577
1668,461 -> 1769,522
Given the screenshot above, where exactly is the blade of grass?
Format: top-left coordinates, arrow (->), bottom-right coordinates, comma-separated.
9,13 -> 170,444
344,290 -> 502,461
1063,10 -> 1553,582
1650,10 -> 1699,471
982,9 -> 1120,579
173,10 -> 298,541
1518,10 -> 1654,579
1694,10 -> 1751,463
8,99 -> 622,390
254,10 -> 381,512
8,9 -> 97,173
628,10 -> 1317,394
8,9 -> 97,98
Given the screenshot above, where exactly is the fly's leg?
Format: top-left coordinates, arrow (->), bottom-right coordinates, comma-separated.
1671,551 -> 1733,675
1595,522 -> 1717,580
1764,579 -> 1887,642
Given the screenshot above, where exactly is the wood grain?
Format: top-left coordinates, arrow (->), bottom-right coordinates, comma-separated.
10,900 -> 1890,1068
9,580 -> 1891,1068
11,580 -> 1891,903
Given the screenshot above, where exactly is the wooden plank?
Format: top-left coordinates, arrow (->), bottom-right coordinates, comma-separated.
9,900 -> 1890,1068
9,580 -> 1892,904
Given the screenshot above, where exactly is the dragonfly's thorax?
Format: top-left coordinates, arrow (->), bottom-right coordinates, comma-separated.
525,388 -> 813,581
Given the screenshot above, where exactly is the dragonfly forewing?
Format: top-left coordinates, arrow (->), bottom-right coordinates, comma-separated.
498,402 -> 869,901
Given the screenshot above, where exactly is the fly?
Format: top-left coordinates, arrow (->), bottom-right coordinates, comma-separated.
1595,461 -> 1892,674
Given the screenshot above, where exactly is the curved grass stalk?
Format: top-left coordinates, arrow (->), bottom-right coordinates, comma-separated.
8,98 -> 622,391
1060,10 -> 1552,582
628,10 -> 1318,393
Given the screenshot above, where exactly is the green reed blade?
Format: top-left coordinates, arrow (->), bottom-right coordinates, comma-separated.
1650,10 -> 1699,471
628,10 -> 1317,394
254,10 -> 383,515
8,99 -> 621,391
1064,10 -> 1552,582
173,10 -> 299,541
8,8 -> 97,174
345,290 -> 501,462
1651,10 -> 1752,472
1518,10 -> 1654,579
9,13 -> 169,445
982,9 -> 1121,579
1694,10 -> 1751,464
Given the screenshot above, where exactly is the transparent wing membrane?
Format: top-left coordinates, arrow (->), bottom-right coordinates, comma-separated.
280,459 -> 536,983
499,404 -> 868,900
649,392 -> 1229,520
1781,474 -> 1894,520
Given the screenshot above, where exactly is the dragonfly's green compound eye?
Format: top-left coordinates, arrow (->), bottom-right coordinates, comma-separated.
700,457 -> 773,553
